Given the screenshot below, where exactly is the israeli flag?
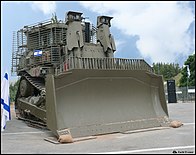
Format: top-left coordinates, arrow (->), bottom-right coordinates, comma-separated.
1,72 -> 11,131
34,49 -> 42,57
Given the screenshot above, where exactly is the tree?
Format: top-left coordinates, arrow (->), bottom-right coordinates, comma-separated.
9,79 -> 20,103
179,54 -> 195,87
152,62 -> 181,81
51,13 -> 58,23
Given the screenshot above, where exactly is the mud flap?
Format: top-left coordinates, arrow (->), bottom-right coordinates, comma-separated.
46,69 -> 170,138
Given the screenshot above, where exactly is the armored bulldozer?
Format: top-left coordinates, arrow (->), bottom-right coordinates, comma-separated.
11,11 -> 170,139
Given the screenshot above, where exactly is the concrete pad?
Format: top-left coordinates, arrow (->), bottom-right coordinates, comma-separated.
1,102 -> 195,154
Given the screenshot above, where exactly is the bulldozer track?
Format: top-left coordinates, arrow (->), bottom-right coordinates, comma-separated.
22,72 -> 45,92
17,116 -> 47,129
15,72 -> 47,129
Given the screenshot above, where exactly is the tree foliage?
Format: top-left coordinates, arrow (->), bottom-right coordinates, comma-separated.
51,12 -> 58,23
9,79 -> 20,102
179,54 -> 195,87
152,62 -> 181,81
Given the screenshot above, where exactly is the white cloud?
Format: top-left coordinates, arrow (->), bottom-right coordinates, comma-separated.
31,1 -> 56,15
10,1 -> 56,16
114,39 -> 125,53
79,1 -> 194,63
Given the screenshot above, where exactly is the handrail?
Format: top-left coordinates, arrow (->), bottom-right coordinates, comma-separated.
55,56 -> 154,75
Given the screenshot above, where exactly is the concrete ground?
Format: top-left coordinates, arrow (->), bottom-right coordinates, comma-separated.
1,102 -> 195,154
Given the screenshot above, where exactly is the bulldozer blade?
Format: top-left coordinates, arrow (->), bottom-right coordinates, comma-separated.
46,69 -> 170,138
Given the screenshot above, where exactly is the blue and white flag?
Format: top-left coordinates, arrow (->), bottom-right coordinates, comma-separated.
1,72 -> 11,131
34,49 -> 42,57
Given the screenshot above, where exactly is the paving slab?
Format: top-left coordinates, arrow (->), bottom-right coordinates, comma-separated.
1,102 -> 195,154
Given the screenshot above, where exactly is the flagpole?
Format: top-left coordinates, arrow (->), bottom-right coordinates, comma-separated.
187,69 -> 188,101
184,65 -> 189,101
187,65 -> 189,101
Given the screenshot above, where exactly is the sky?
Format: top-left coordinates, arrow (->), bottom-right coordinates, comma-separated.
1,1 -> 195,82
